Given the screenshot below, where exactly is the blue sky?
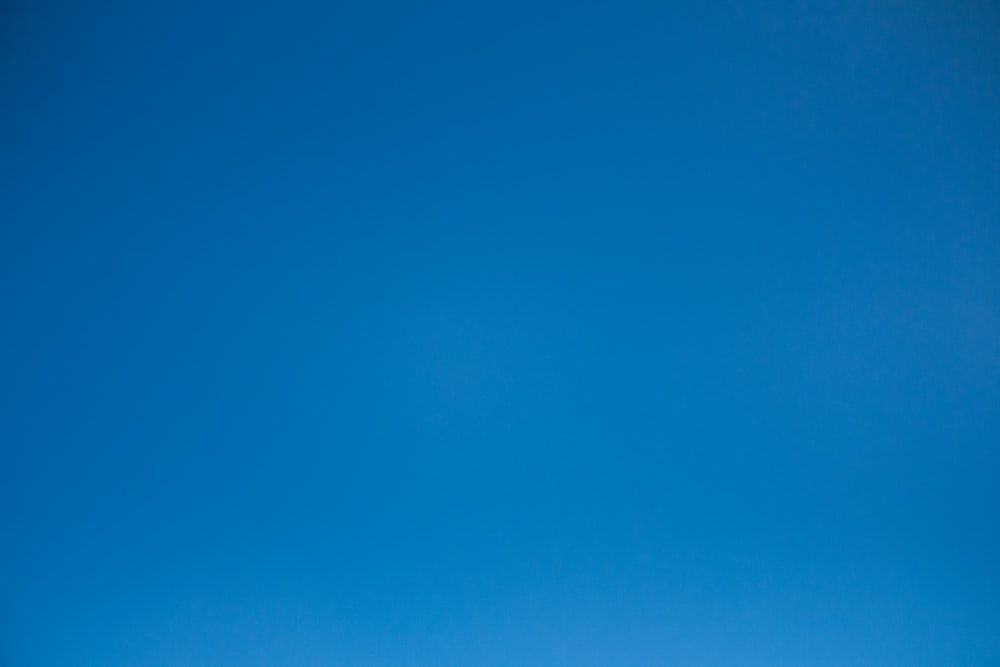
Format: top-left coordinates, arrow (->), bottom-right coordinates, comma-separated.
2,1 -> 999,665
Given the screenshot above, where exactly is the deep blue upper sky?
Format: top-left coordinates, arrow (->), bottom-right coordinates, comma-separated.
2,1 -> 999,665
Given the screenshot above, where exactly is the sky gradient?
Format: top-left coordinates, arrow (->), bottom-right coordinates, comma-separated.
2,1 -> 999,665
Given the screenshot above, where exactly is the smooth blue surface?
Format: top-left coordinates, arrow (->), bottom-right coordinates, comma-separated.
2,1 -> 999,664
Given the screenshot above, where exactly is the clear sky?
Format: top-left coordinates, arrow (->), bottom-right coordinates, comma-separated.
2,1 -> 999,665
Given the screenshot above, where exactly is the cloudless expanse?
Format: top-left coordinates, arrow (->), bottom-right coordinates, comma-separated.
2,1 -> 999,665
